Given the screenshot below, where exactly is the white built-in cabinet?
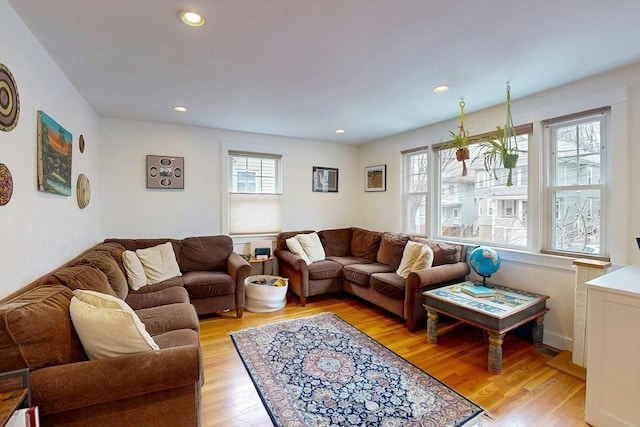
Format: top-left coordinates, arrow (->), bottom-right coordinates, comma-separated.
585,265 -> 640,427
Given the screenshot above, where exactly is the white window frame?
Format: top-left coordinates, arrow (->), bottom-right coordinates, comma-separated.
543,108 -> 610,258
402,147 -> 429,235
221,142 -> 285,237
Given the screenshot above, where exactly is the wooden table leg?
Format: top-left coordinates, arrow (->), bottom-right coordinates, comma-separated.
488,332 -> 504,374
426,309 -> 439,344
532,314 -> 545,345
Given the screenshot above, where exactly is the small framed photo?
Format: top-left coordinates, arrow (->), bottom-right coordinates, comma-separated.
365,164 -> 386,192
312,166 -> 338,192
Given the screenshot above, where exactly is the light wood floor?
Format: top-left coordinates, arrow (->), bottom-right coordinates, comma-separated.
199,294 -> 588,427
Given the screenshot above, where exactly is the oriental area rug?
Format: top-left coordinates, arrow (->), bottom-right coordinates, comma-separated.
230,312 -> 484,426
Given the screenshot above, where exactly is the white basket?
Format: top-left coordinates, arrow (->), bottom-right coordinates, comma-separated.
245,275 -> 289,313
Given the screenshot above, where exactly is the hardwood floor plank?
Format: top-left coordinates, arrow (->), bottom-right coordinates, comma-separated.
200,294 -> 587,426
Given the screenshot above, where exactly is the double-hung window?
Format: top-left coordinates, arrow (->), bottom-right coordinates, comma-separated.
436,125 -> 531,246
228,151 -> 282,235
544,108 -> 609,257
403,148 -> 429,234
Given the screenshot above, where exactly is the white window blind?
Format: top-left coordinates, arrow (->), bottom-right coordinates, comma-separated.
228,151 -> 282,235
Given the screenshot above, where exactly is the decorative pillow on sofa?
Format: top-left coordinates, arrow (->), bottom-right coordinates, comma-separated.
69,289 -> 159,360
296,232 -> 326,262
122,250 -> 147,291
396,241 -> 423,278
135,242 -> 182,285
286,237 -> 312,265
122,242 -> 182,290
411,243 -> 434,272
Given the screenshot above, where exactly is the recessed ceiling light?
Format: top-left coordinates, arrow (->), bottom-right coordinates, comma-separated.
173,106 -> 187,112
335,129 -> 345,134
433,85 -> 449,94
179,10 -> 205,27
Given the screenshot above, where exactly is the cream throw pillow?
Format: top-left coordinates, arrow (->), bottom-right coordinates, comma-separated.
411,243 -> 434,272
396,241 -> 424,278
286,237 -> 312,265
122,250 -> 147,290
135,242 -> 182,285
69,289 -> 159,360
296,232 -> 325,263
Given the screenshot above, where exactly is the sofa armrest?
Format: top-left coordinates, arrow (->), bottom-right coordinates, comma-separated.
31,344 -> 201,416
227,252 -> 250,309
406,262 -> 470,291
274,248 -> 308,273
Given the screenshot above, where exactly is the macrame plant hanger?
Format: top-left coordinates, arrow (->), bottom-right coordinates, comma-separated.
503,83 -> 518,186
457,100 -> 468,176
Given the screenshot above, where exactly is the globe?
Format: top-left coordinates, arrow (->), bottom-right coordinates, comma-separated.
469,246 -> 501,284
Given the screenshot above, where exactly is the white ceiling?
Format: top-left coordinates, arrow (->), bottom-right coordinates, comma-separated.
7,0 -> 640,145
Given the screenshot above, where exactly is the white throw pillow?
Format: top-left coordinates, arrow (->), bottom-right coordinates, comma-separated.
296,232 -> 325,263
122,250 -> 147,290
396,241 -> 423,279
411,243 -> 434,272
69,289 -> 159,360
286,236 -> 312,265
135,242 -> 182,285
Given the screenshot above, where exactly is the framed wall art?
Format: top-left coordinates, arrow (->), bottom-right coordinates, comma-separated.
312,166 -> 338,193
365,164 -> 386,192
37,110 -> 72,196
146,155 -> 184,189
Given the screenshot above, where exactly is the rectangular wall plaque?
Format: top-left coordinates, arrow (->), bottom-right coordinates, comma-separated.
146,155 -> 184,189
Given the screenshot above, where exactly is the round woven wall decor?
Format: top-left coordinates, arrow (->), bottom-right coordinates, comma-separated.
0,163 -> 13,206
79,134 -> 85,153
0,63 -> 20,132
76,173 -> 90,209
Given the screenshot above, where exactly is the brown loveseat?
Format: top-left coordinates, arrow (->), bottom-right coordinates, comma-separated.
275,228 -> 469,332
0,235 -> 250,426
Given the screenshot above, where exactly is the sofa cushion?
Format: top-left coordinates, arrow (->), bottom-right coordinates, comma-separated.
182,271 -> 235,298
136,242 -> 182,285
104,238 -> 182,262
318,228 -> 353,257
286,237 -> 312,265
92,242 -> 127,276
74,250 -> 129,299
350,228 -> 382,262
344,263 -> 397,287
125,286 -> 190,310
70,290 -> 159,360
277,230 -> 315,251
307,260 -> 343,281
370,273 -> 406,299
122,250 -> 148,290
135,303 -> 200,335
43,265 -> 116,297
376,232 -> 410,269
411,238 -> 463,266
296,232 -> 326,262
180,235 -> 233,272
412,244 -> 434,272
325,255 -> 370,267
0,286 -> 86,372
127,275 -> 185,294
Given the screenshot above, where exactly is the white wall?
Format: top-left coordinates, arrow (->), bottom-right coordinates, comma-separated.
357,62 -> 640,349
99,118 -> 359,243
0,0 -> 101,298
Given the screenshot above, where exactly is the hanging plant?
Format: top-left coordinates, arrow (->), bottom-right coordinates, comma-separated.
445,100 -> 470,176
475,83 -> 519,186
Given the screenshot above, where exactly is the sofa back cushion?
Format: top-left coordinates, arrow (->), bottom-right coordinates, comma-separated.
41,265 -> 117,297
0,286 -> 87,372
318,228 -> 352,257
74,250 -> 129,299
376,232 -> 410,268
104,238 -> 182,266
180,235 -> 232,272
350,228 -> 382,262
412,238 -> 464,266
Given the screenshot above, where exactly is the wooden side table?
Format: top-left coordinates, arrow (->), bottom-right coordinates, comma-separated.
249,256 -> 276,275
0,368 -> 31,425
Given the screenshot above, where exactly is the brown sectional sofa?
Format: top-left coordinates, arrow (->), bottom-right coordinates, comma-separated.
0,235 -> 250,426
275,227 -> 469,332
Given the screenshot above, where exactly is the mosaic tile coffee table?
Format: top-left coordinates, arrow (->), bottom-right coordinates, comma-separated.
423,281 -> 549,373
